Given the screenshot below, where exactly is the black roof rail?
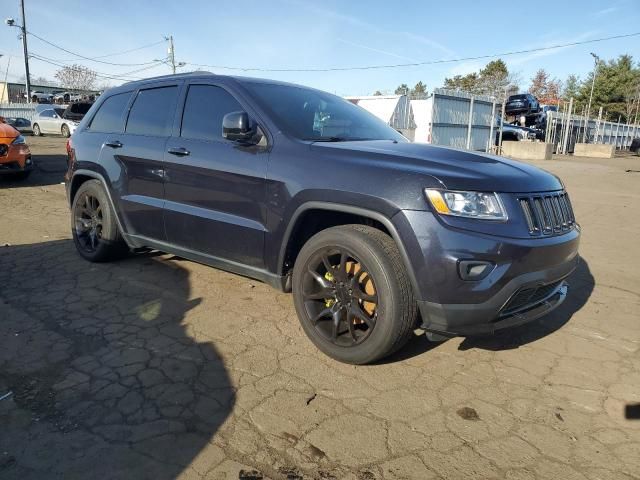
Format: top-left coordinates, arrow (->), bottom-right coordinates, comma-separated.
121,70 -> 214,86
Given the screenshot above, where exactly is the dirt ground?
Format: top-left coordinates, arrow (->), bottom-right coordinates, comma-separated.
1,136 -> 639,480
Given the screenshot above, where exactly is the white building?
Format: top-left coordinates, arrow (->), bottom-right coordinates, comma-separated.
410,98 -> 433,144
345,95 -> 416,140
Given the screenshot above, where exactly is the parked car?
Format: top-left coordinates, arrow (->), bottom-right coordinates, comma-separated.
3,116 -> 32,135
61,102 -> 93,122
505,93 -> 540,116
495,118 -> 540,144
31,107 -> 80,137
540,105 -> 558,114
65,73 -> 580,364
0,118 -> 32,179
24,91 -> 53,103
53,91 -> 84,104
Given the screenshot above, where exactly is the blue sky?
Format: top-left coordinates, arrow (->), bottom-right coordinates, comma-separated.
1,0 -> 639,95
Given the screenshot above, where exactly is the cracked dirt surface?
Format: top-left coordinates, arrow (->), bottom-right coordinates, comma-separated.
1,137 -> 639,479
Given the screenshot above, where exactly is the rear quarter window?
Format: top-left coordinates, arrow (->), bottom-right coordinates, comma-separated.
89,92 -> 133,133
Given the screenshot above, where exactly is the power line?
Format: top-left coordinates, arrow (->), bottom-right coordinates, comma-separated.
29,54 -> 166,82
186,32 -> 640,72
27,31 -> 161,66
82,40 -> 166,59
32,39 -> 166,63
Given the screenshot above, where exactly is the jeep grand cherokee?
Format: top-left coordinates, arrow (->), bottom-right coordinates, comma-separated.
65,73 -> 580,364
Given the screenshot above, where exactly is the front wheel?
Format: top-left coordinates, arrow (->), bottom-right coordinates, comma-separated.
292,225 -> 417,364
61,124 -> 70,137
32,123 -> 41,136
71,179 -> 128,262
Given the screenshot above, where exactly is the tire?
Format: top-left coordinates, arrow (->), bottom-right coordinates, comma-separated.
292,224 -> 417,364
61,124 -> 70,137
71,179 -> 128,262
32,123 -> 41,136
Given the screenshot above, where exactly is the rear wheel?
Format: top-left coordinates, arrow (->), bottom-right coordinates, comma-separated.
71,179 -> 128,262
292,225 -> 417,364
61,124 -> 70,137
32,123 -> 41,136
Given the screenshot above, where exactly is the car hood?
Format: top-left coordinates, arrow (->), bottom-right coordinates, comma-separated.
0,122 -> 19,142
310,140 -> 562,193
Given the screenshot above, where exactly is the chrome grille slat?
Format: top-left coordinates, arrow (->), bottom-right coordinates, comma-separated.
519,192 -> 575,236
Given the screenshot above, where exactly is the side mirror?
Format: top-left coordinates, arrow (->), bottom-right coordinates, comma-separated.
222,111 -> 256,142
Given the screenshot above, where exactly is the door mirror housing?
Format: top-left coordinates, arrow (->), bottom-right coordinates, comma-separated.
222,111 -> 256,143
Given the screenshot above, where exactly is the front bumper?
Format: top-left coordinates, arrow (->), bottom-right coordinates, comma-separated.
0,154 -> 33,174
393,210 -> 580,337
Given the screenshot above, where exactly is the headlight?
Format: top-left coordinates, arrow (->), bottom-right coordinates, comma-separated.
425,189 -> 507,220
11,135 -> 26,145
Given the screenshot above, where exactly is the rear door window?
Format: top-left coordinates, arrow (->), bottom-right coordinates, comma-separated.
89,92 -> 132,133
126,86 -> 179,137
180,85 -> 242,141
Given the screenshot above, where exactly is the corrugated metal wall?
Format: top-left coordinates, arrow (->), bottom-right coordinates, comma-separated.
430,89 -> 496,151
0,103 -> 37,121
546,111 -> 639,153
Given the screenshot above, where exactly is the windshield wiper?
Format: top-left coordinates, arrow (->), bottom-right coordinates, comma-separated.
304,136 -> 376,142
304,136 -> 349,142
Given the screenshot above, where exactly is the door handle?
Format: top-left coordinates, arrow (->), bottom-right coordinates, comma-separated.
167,147 -> 190,157
105,140 -> 123,148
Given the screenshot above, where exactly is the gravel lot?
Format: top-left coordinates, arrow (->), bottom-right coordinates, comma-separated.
1,136 -> 639,480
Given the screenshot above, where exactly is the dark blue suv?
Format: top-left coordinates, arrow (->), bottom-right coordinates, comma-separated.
65,73 -> 580,364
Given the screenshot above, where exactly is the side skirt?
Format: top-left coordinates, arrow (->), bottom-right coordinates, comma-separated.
124,233 -> 288,292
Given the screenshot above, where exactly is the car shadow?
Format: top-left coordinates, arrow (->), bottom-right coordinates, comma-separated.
0,240 -> 234,479
0,153 -> 68,188
458,256 -> 595,351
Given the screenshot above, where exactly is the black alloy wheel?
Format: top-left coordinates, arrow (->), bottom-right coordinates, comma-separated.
301,246 -> 379,347
74,192 -> 103,254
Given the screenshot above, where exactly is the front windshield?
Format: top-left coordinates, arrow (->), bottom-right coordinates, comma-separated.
54,108 -> 65,117
244,82 -> 406,142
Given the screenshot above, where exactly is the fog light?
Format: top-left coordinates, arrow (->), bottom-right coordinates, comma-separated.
458,260 -> 494,281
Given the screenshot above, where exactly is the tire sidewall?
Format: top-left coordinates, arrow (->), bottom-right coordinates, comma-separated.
292,228 -> 404,364
33,124 -> 40,136
62,124 -> 70,137
71,180 -> 120,262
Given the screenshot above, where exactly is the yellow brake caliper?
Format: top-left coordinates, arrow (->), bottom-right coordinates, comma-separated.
324,271 -> 335,308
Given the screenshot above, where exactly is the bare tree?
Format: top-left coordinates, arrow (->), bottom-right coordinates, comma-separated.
54,64 -> 97,92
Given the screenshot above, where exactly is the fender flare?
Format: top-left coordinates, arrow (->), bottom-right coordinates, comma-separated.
277,201 -> 420,299
70,169 -> 132,246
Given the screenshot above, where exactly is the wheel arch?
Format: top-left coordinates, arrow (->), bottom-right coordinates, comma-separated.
277,202 -> 420,297
69,169 -> 132,247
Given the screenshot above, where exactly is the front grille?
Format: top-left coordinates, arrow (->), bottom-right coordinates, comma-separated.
501,280 -> 562,316
519,192 -> 575,235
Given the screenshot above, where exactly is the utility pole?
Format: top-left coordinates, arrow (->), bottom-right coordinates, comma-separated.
584,52 -> 599,142
19,0 -> 31,102
167,35 -> 176,74
5,0 -> 31,103
2,56 -> 10,102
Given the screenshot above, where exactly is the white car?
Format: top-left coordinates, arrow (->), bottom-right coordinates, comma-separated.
53,91 -> 83,103
31,107 -> 79,137
24,91 -> 54,103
